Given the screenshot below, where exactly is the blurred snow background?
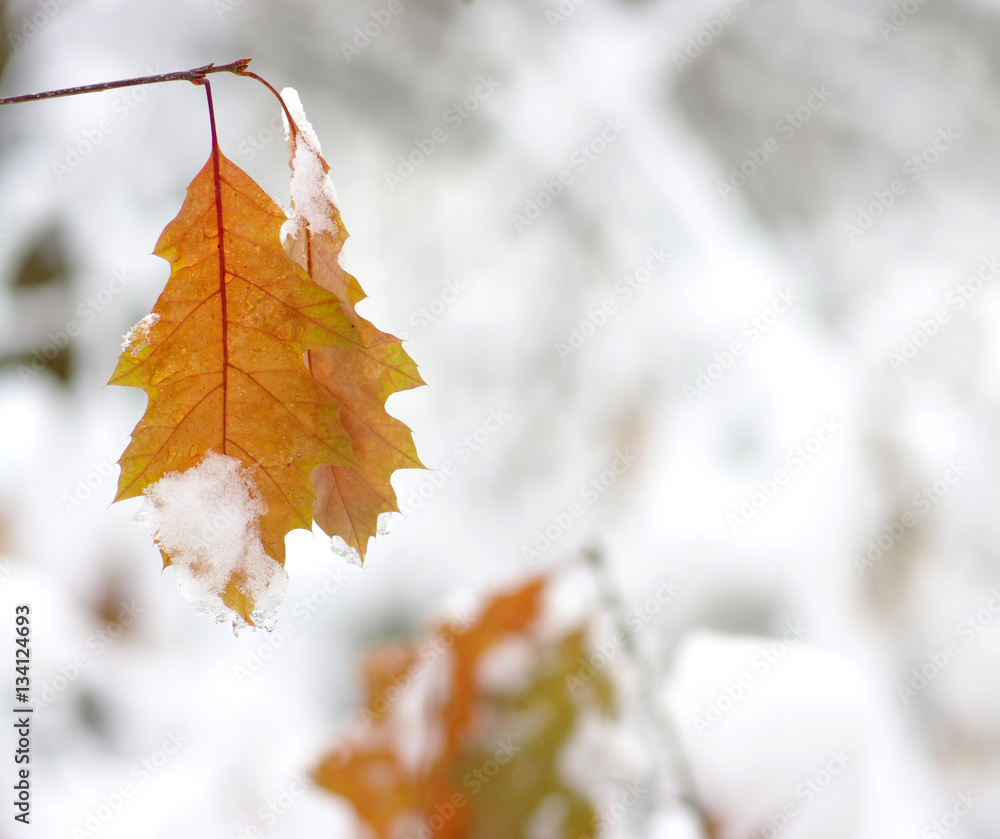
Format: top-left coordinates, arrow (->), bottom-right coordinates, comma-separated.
1,0 -> 999,835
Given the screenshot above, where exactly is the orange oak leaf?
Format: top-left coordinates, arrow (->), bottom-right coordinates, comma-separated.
281,88 -> 424,563
109,146 -> 364,626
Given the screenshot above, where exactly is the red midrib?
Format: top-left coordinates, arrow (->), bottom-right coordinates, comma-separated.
204,81 -> 229,455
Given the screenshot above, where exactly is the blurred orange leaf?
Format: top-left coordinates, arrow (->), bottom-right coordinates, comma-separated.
313,574 -> 616,839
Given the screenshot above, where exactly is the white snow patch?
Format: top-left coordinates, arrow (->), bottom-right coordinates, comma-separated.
136,451 -> 288,629
121,313 -> 159,356
327,512 -> 397,565
329,535 -> 362,567
666,631 -> 869,839
558,710 -> 649,809
525,795 -> 568,839
389,658 -> 448,775
646,808 -> 703,839
376,511 -> 399,536
281,86 -> 339,237
475,636 -> 536,694
349,642 -> 449,776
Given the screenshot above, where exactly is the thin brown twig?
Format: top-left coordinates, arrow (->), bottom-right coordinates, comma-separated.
0,59 -> 253,107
